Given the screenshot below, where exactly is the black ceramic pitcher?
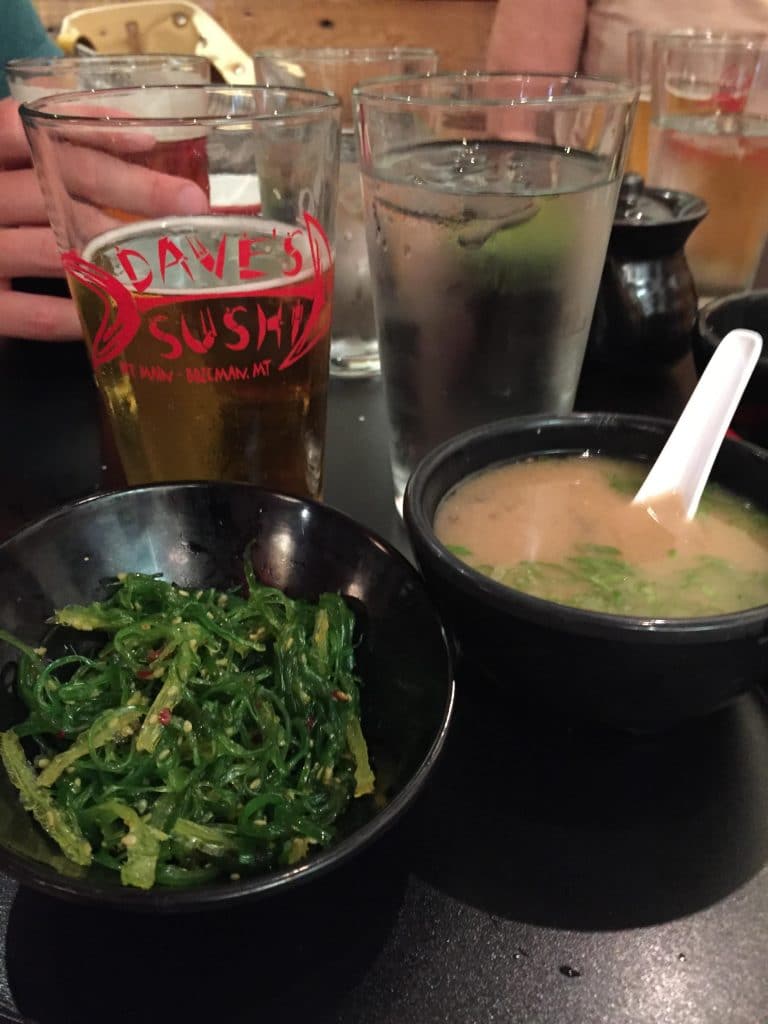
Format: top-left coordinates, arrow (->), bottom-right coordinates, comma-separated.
586,174 -> 708,368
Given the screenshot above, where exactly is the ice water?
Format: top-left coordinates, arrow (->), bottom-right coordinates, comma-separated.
362,141 -> 619,509
648,113 -> 768,296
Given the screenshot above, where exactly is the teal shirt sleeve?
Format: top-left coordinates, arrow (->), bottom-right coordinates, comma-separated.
1,0 -> 62,99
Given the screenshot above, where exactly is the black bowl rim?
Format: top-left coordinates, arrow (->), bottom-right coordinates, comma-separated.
403,411 -> 768,640
0,481 -> 456,912
698,289 -> 768,354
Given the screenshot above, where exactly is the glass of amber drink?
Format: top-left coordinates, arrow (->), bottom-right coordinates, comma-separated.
21,85 -> 340,499
626,28 -> 704,178
647,32 -> 768,298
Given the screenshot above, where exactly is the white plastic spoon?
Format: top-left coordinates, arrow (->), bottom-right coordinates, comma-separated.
632,328 -> 763,520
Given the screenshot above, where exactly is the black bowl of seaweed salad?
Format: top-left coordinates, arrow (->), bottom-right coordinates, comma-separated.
0,483 -> 454,911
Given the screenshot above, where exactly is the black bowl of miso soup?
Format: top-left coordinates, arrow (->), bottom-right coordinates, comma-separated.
403,413 -> 768,731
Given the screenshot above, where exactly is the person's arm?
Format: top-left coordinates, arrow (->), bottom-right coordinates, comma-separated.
1,0 -> 61,99
486,0 -> 589,74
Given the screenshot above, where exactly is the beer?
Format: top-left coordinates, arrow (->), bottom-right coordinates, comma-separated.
66,215 -> 333,498
648,113 -> 768,296
626,92 -> 651,177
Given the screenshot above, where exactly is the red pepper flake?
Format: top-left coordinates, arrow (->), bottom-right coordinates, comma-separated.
136,669 -> 153,680
56,730 -> 66,739
331,690 -> 351,702
306,715 -> 316,730
157,707 -> 172,726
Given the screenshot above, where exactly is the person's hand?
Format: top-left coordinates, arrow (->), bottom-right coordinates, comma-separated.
0,96 -> 81,341
0,97 -> 210,343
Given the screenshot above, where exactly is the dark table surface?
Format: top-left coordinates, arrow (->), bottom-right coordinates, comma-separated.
0,338 -> 766,1024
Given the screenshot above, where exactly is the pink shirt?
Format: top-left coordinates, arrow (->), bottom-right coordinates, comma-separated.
582,0 -> 768,77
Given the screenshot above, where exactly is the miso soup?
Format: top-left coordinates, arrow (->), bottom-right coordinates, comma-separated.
434,455 -> 768,617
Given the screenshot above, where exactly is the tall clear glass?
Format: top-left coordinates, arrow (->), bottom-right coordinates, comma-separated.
22,85 -> 340,499
354,72 -> 636,511
6,54 -> 211,100
254,48 -> 439,379
647,31 -> 768,298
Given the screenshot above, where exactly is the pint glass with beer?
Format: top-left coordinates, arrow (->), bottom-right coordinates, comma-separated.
21,85 -> 340,498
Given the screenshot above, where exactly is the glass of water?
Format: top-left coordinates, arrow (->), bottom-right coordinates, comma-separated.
353,72 -> 636,511
253,47 -> 439,379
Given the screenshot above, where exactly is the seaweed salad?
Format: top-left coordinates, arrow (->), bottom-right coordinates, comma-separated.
0,555 -> 374,889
